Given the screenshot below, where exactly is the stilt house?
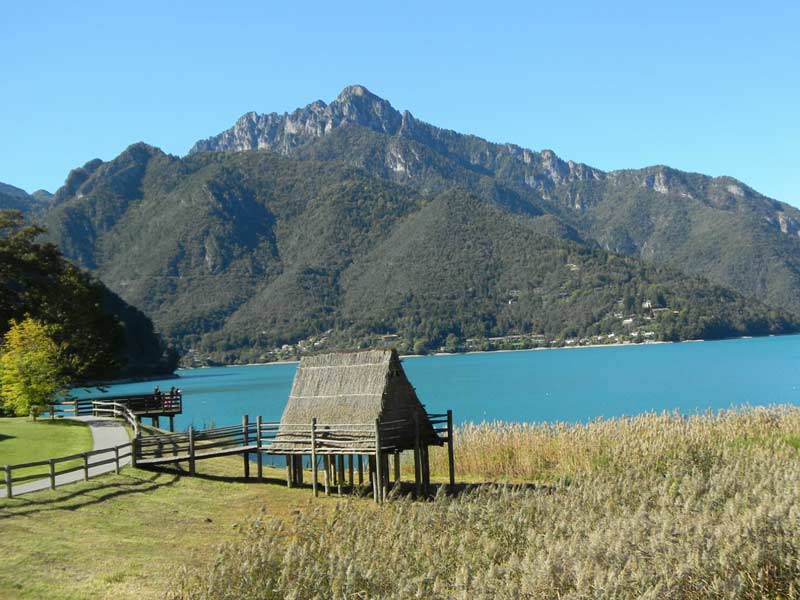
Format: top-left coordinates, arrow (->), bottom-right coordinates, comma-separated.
272,348 -> 454,500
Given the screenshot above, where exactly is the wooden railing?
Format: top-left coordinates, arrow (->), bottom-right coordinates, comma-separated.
91,400 -> 140,438
52,393 -> 182,418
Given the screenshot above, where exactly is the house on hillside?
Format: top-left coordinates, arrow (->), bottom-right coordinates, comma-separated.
269,348 -> 453,501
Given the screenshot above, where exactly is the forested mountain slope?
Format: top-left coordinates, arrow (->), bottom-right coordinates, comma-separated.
191,85 -> 800,315
41,144 -> 799,363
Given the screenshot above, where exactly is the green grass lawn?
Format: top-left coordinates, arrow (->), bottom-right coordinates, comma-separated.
0,418 -> 94,480
0,457 -> 364,599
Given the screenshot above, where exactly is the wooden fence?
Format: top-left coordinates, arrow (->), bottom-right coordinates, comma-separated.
3,401 -> 138,499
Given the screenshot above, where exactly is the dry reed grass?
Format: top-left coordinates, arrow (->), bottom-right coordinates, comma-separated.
171,406 -> 800,599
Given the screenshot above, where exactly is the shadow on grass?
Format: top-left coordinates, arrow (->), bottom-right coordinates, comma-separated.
0,471 -> 181,519
143,463 -> 288,487
0,433 -> 15,442
34,418 -> 89,429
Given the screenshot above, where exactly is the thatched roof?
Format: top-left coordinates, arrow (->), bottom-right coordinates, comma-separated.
277,348 -> 440,452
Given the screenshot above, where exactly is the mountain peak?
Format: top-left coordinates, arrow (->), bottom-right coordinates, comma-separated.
336,84 -> 373,100
188,85 -> 402,155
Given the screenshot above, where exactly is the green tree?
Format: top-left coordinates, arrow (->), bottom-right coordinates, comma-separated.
0,318 -> 70,419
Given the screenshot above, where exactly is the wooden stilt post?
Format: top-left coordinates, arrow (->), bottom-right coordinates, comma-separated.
256,416 -> 263,482
337,455 -> 344,496
169,415 -> 174,432
242,415 -> 250,479
357,455 -> 364,486
447,409 -> 455,488
295,455 -> 304,485
348,454 -> 354,488
311,418 -> 318,497
324,455 -> 330,496
154,416 -> 160,429
394,450 -> 401,488
421,445 -> 431,497
286,455 -> 293,488
381,453 -> 389,500
369,456 -> 376,500
374,419 -> 383,503
188,427 -> 195,475
413,412 -> 422,497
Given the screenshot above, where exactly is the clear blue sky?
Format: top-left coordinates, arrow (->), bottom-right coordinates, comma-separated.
2,0 -> 798,206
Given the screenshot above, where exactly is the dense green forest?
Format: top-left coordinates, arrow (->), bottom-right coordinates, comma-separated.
0,210 -> 176,379
37,145 -> 800,365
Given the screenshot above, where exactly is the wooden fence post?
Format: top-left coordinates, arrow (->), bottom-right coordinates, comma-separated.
447,409 -> 455,488
113,446 -> 120,475
374,418 -> 383,503
130,436 -> 138,469
83,453 -> 89,480
413,412 -> 422,497
188,427 -> 195,475
49,459 -> 56,490
4,465 -> 12,498
256,416 -> 263,482
311,419 -> 318,497
242,415 -> 250,479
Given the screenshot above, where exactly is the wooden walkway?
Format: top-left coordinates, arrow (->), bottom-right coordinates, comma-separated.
4,398 -> 455,503
135,413 -> 454,502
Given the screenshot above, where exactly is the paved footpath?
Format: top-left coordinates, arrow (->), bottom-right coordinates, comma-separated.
1,416 -> 131,498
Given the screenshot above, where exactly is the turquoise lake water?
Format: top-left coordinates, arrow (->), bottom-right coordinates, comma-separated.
83,335 -> 800,430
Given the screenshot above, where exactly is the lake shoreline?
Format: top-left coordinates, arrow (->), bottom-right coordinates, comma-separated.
181,339 -> 677,370
175,333 -> 791,372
